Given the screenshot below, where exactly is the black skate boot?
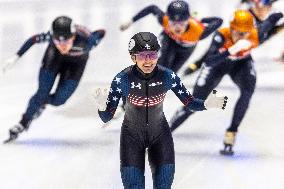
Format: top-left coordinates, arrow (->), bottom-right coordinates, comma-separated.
4,123 -> 29,144
220,131 -> 237,156
3,113 -> 33,144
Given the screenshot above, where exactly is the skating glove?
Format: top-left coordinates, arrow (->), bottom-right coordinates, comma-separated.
120,20 -> 133,31
183,63 -> 198,76
1,54 -> 19,74
268,12 -> 283,24
204,90 -> 228,110
228,39 -> 252,55
91,87 -> 109,111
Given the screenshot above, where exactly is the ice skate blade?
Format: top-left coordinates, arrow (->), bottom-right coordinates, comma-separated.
219,149 -> 234,156
3,136 -> 17,144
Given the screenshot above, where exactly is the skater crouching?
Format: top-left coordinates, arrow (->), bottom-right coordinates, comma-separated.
2,16 -> 105,143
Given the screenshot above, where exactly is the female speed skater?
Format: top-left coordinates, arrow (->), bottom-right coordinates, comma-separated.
2,16 -> 105,143
183,0 -> 284,77
169,10 -> 283,155
120,0 -> 222,73
95,32 -> 227,189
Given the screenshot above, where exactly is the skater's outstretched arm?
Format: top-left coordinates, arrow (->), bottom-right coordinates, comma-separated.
17,32 -> 51,57
164,69 -> 227,111
1,32 -> 50,74
258,12 -> 283,43
163,69 -> 206,111
132,5 -> 164,25
88,29 -> 105,48
266,22 -> 284,40
200,17 -> 223,39
202,33 -> 229,66
98,72 -> 129,123
120,5 -> 164,31
73,25 -> 105,54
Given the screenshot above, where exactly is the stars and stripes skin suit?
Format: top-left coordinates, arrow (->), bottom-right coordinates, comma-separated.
170,12 -> 283,132
98,64 -> 206,189
18,25 -> 105,128
129,5 -> 223,72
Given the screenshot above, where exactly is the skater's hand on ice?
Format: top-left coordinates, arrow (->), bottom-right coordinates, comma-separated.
1,55 -> 19,74
228,39 -> 252,55
120,20 -> 133,31
91,87 -> 109,111
204,90 -> 228,110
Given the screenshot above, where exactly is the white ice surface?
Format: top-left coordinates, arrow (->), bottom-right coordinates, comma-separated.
1,0 -> 284,189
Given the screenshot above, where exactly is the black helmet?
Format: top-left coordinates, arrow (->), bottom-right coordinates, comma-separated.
167,0 -> 190,21
51,16 -> 74,41
128,32 -> 160,55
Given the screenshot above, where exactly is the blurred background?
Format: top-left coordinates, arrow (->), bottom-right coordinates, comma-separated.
0,0 -> 284,189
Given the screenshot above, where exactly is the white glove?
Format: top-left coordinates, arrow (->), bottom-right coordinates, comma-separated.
91,87 -> 110,111
228,39 -> 252,55
204,90 -> 228,109
1,54 -> 19,74
119,20 -> 133,31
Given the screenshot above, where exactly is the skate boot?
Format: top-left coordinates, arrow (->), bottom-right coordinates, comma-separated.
220,131 -> 237,156
4,123 -> 29,143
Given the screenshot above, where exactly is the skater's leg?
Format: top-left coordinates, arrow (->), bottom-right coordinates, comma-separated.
4,68 -> 56,143
228,60 -> 256,132
120,125 -> 146,189
48,55 -> 87,106
148,128 -> 175,189
4,46 -> 61,142
153,164 -> 175,189
169,106 -> 194,132
121,167 -> 145,189
21,68 -> 56,126
220,60 -> 256,155
47,79 -> 78,106
170,46 -> 193,73
170,65 -> 224,132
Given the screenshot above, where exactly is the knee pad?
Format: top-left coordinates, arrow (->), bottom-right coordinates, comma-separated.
121,166 -> 145,189
154,164 -> 175,189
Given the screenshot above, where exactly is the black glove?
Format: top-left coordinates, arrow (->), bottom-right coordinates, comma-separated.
269,12 -> 283,23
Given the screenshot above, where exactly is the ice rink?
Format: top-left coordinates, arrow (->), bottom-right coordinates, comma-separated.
1,0 -> 284,188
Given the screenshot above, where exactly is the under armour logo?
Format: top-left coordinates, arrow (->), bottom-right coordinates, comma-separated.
145,44 -> 150,49
131,82 -> 142,89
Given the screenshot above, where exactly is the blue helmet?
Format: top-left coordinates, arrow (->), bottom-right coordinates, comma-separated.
167,0 -> 190,21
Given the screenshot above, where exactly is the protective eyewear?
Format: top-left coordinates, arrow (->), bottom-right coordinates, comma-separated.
135,51 -> 158,60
